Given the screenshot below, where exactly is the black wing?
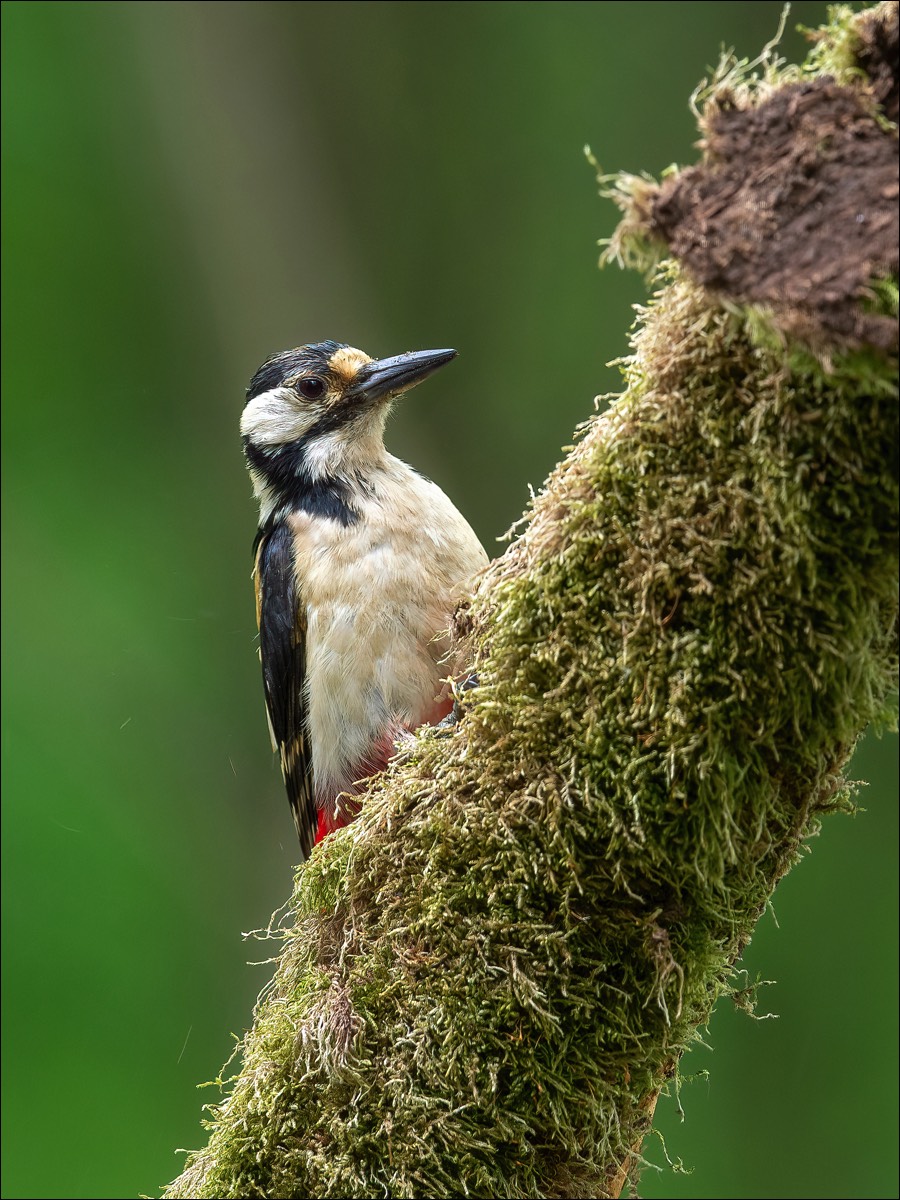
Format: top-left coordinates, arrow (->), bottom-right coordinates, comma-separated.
254,521 -> 317,859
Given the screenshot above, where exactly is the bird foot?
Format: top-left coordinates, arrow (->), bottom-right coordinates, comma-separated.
436,673 -> 479,728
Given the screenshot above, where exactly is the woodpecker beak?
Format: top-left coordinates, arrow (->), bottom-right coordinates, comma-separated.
347,348 -> 457,404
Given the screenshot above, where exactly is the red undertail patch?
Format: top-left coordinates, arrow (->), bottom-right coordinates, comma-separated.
312,701 -> 454,847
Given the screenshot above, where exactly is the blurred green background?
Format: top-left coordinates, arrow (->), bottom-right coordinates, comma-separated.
2,3 -> 896,1197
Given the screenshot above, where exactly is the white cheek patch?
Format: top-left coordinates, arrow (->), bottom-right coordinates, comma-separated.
240,387 -> 316,447
301,431 -> 345,479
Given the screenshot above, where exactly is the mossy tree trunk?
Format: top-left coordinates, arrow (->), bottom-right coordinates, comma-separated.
165,5 -> 899,1197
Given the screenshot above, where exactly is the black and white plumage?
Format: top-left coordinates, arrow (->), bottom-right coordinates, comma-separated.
242,342 -> 488,860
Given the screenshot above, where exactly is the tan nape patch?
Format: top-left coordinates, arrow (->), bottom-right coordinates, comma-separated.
329,346 -> 372,386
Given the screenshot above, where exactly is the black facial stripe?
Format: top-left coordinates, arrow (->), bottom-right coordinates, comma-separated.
292,475 -> 359,526
244,437 -> 360,528
246,340 -> 347,403
304,398 -> 364,440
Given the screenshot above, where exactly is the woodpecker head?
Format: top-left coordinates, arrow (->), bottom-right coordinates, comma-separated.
241,341 -> 456,520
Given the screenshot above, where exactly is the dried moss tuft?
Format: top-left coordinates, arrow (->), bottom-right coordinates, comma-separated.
165,7 -> 899,1198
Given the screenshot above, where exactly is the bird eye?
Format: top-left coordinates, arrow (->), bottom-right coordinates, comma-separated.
296,376 -> 327,401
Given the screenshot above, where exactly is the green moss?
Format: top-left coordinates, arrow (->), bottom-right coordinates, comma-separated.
739,295 -> 899,393
801,4 -> 869,82
799,1 -> 899,131
165,7 -> 898,1198
863,273 -> 900,319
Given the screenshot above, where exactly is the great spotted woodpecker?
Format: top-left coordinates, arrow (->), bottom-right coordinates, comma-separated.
241,342 -> 488,859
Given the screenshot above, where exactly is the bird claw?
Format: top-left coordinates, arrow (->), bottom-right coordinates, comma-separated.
436,672 -> 479,729
390,674 -> 478,770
